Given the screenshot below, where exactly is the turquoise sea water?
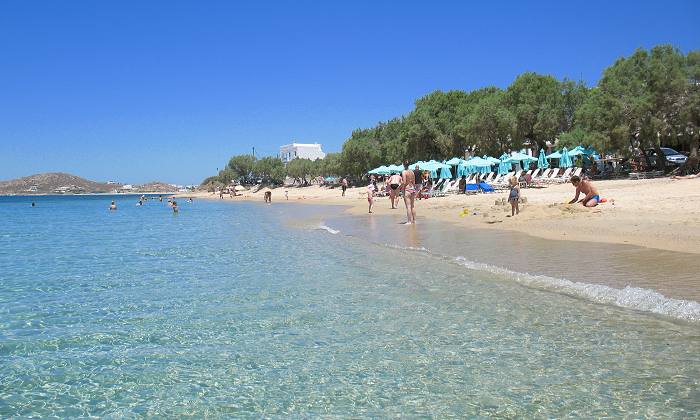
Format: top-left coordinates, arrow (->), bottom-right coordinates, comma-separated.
1,195 -> 699,417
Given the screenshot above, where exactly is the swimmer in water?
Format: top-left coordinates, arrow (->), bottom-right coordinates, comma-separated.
188,197 -> 193,203
159,195 -> 163,202
109,200 -> 117,210
31,202 -> 35,207
172,200 -> 179,213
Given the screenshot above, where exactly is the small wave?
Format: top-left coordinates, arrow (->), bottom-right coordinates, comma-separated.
383,243 -> 431,253
376,241 -> 700,321
318,224 -> 340,235
452,257 -> 700,322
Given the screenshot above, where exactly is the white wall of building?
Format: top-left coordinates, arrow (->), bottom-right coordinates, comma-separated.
280,143 -> 326,163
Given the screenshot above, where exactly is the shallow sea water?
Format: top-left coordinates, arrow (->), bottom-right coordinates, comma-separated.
0,196 -> 699,417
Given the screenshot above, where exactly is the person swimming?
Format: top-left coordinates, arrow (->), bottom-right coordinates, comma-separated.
109,201 -> 117,210
172,200 -> 179,213
31,202 -> 35,207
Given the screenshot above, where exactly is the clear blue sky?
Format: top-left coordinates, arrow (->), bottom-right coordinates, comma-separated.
1,0 -> 698,184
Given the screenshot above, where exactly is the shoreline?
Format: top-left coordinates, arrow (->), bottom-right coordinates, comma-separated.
180,177 -> 700,255
0,192 -> 179,196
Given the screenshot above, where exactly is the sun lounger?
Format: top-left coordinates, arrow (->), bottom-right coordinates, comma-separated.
553,168 -> 573,183
465,183 -> 479,194
493,172 -> 514,190
542,168 -> 561,183
479,182 -> 494,193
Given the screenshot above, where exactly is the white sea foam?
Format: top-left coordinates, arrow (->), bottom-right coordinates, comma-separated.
318,224 -> 340,235
379,242 -> 700,322
383,243 -> 431,253
452,256 -> 700,322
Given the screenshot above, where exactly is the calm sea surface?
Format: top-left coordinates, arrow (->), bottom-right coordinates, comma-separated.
1,195 -> 699,418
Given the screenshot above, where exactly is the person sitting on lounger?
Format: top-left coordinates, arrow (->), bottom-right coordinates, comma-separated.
568,175 -> 600,207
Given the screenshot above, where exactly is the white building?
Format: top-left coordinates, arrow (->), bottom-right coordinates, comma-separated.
279,143 -> 326,163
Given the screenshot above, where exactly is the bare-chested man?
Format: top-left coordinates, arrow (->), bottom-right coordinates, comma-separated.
568,175 -> 600,207
401,160 -> 417,224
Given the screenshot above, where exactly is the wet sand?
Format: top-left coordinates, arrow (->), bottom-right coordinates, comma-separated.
183,177 -> 700,255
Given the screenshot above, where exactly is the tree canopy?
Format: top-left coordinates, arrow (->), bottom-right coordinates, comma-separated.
204,44 -> 699,186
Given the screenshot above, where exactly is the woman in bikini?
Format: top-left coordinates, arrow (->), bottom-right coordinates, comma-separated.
387,172 -> 402,209
401,160 -> 417,224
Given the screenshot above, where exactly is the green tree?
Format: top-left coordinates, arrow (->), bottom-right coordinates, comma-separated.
464,89 -> 516,155
286,158 -> 314,185
340,128 -> 382,179
227,155 -> 256,184
506,72 -> 572,152
253,157 -> 286,184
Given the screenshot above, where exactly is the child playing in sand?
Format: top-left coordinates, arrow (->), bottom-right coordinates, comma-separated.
508,176 -> 520,216
367,181 -> 377,213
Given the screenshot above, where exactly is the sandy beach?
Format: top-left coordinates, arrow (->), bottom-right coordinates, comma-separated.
183,177 -> 700,255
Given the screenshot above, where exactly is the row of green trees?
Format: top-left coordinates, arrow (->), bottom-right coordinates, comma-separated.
204,45 -> 699,185
338,45 -> 699,178
202,153 -> 342,188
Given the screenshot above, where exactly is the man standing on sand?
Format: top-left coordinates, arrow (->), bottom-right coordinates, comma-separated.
568,175 -> 600,207
341,177 -> 348,197
401,160 -> 417,224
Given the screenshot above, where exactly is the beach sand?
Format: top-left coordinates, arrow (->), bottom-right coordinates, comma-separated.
183,177 -> 700,255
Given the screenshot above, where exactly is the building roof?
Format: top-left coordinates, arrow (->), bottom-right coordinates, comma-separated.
280,143 -> 323,148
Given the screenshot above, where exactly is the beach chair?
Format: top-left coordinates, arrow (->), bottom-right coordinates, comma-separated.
553,168 -> 573,183
478,182 -> 495,193
534,168 -> 552,185
493,172 -> 513,190
569,168 -> 582,180
535,168 -> 550,180
482,172 -> 494,182
445,180 -> 460,194
542,168 -> 560,184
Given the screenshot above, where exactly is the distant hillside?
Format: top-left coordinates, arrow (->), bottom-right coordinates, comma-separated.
0,172 -> 116,194
0,173 -> 177,195
136,181 -> 178,193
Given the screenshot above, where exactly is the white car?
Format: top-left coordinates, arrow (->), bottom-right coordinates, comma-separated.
646,147 -> 688,166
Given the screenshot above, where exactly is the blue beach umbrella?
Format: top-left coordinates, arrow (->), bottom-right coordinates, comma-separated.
368,165 -> 391,175
559,147 -> 573,168
465,157 -> 492,174
498,153 -> 511,174
439,166 -> 452,179
483,155 -> 501,164
546,151 -> 562,159
387,164 -> 404,173
408,161 -> 425,170
445,157 -> 462,165
537,149 -> 549,169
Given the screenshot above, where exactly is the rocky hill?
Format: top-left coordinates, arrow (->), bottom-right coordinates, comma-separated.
135,181 -> 178,193
0,173 -> 117,194
0,173 -> 177,195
